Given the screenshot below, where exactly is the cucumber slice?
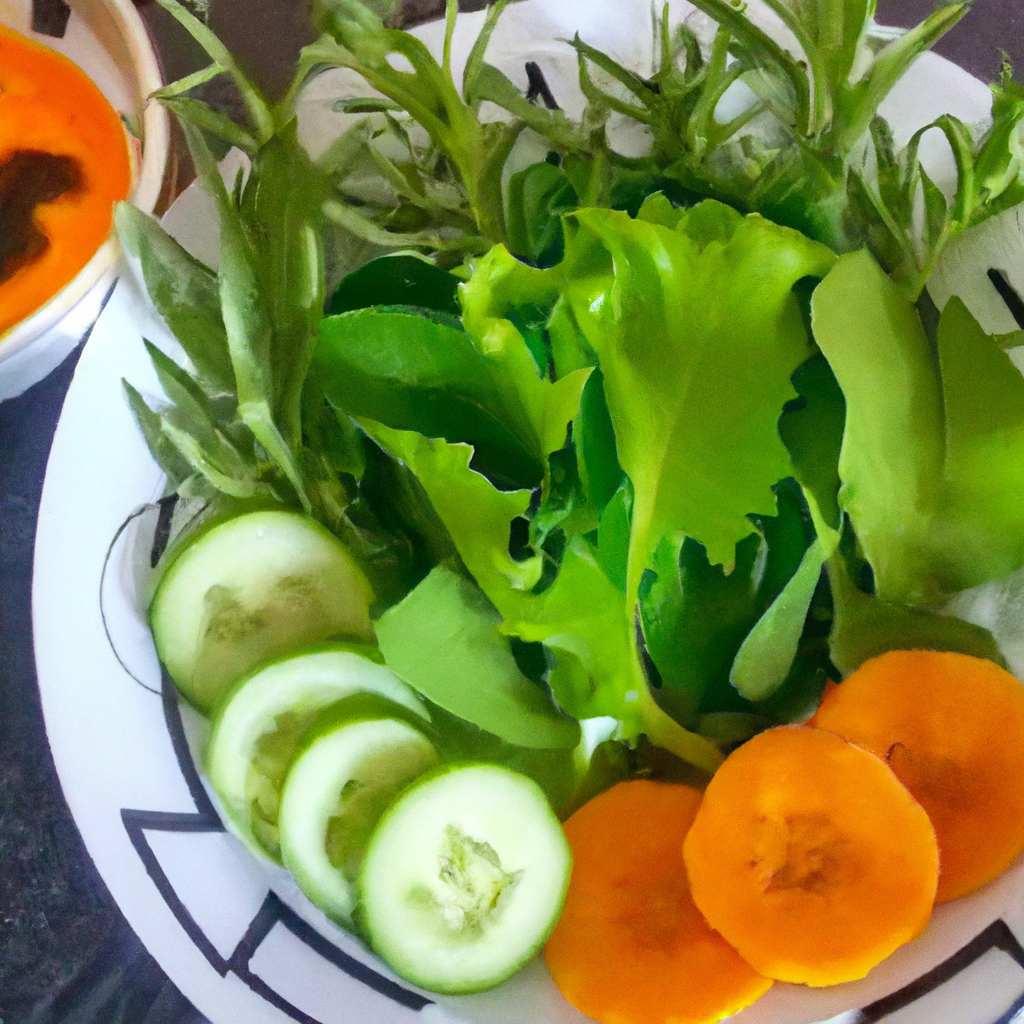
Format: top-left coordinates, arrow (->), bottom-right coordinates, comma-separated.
359,764 -> 572,994
150,510 -> 374,712
279,716 -> 438,926
207,645 -> 428,861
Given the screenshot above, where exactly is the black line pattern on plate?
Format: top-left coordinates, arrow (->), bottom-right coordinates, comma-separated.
859,918 -> 1024,1023
160,666 -> 222,822
525,62 -> 560,111
118,671 -> 431,1021
32,0 -> 71,37
989,269 -> 1024,331
228,892 -> 432,1016
122,807 -> 231,977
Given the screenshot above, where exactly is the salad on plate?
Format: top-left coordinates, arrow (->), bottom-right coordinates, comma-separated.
111,0 -> 1024,1020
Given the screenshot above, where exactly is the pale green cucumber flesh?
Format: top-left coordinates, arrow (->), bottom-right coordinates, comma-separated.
278,717 -> 438,926
150,510 -> 375,712
359,764 -> 572,994
206,646 -> 428,862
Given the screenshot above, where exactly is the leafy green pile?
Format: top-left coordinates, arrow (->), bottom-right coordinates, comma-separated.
122,0 -> 1024,775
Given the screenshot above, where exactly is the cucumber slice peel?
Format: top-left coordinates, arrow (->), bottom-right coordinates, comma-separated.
359,764 -> 572,994
150,510 -> 375,712
207,645 -> 428,861
279,716 -> 438,926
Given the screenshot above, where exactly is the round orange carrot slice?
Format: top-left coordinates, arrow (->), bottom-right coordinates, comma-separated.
683,726 -> 938,986
811,649 -> 1024,902
545,780 -> 771,1024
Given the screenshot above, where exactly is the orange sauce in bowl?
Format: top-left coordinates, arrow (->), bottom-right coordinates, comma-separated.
0,23 -> 133,336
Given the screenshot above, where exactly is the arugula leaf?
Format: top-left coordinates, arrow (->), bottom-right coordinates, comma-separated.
529,443 -> 599,554
374,565 -> 581,750
640,533 -> 765,727
848,71 -> 1024,300
327,254 -> 461,316
306,0 -> 526,250
639,477 -> 820,723
179,119 -> 313,511
115,203 -> 234,396
575,368 -> 623,510
559,201 -> 835,601
237,121 -> 330,451
154,0 -> 274,145
122,381 -> 195,488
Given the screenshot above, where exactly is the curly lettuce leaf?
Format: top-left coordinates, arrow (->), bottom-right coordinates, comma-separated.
559,201 -> 835,600
502,538 -> 723,774
358,420 -> 542,599
361,419 -> 722,774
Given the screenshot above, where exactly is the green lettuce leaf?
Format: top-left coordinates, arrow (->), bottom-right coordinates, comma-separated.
317,255 -> 591,489
374,565 -> 581,749
730,539 -> 827,701
778,351 -> 845,544
827,549 -> 1005,675
639,477 -> 820,723
811,250 -> 943,602
933,297 -> 1024,583
559,201 -> 835,604
813,250 -> 1024,602
327,254 -> 461,316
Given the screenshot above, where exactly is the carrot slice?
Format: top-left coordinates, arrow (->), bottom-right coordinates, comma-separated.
545,780 -> 771,1024
811,649 -> 1024,902
683,726 -> 938,986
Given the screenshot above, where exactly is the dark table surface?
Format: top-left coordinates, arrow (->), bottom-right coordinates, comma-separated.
1,1 -> 1022,1022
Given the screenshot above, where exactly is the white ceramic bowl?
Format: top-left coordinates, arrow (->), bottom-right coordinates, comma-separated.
0,0 -> 169,401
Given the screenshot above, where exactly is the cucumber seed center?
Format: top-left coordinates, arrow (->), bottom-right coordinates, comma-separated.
434,824 -> 519,933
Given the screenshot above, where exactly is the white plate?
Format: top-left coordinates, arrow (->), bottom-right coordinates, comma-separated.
32,5 -> 1024,1023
